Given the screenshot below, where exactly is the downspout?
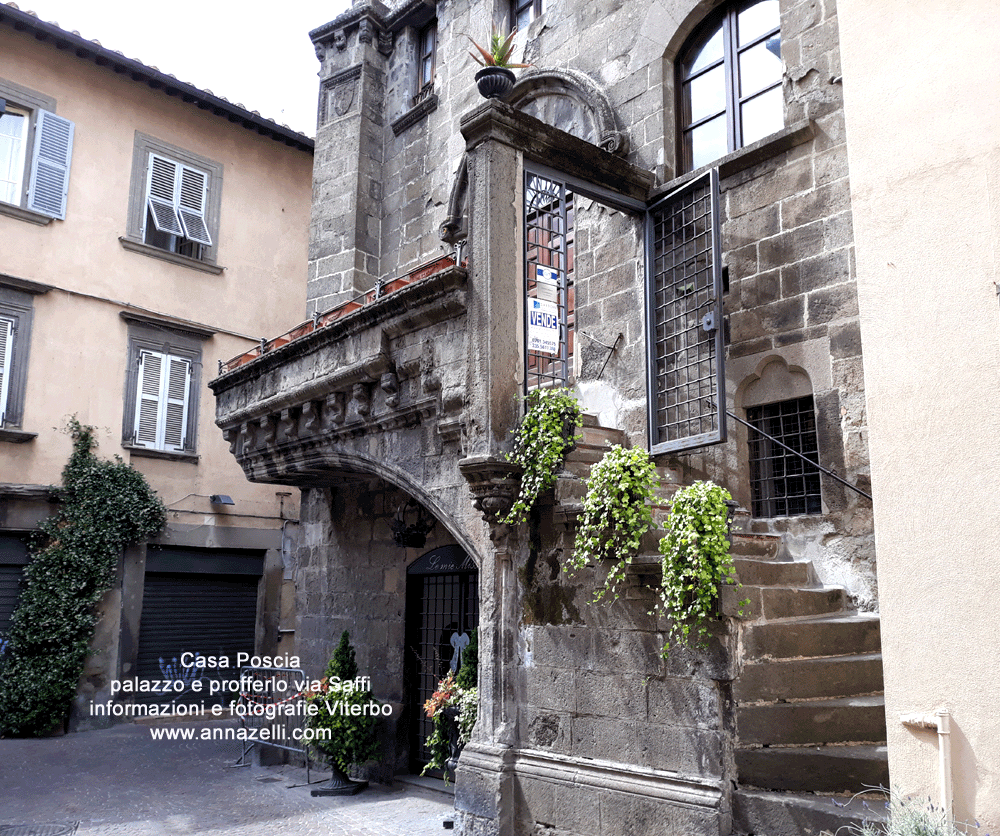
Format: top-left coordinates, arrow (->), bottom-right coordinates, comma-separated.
899,709 -> 953,820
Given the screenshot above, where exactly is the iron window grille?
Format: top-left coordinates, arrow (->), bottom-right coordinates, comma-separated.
524,169 -> 574,392
646,168 -> 726,454
747,395 -> 823,517
678,0 -> 783,172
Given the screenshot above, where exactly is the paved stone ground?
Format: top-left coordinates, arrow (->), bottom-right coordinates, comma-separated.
0,721 -> 455,835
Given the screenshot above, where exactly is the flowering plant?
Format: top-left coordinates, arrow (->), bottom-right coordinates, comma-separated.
421,630 -> 479,780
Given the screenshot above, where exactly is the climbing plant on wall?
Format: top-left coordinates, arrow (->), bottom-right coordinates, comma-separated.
502,387 -> 581,525
564,445 -> 660,603
0,419 -> 166,736
655,480 -> 741,653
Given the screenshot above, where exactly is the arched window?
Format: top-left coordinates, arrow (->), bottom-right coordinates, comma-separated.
678,0 -> 783,172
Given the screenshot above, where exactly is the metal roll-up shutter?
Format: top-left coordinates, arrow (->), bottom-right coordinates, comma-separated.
0,535 -> 30,639
134,547 -> 264,707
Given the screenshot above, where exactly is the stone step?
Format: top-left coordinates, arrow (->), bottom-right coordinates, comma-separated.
575,419 -> 627,449
737,694 -> 887,746
744,614 -> 882,660
730,532 -> 781,559
733,788 -> 887,836
735,652 -> 884,702
734,557 -> 812,587
723,584 -> 847,620
736,744 -> 889,794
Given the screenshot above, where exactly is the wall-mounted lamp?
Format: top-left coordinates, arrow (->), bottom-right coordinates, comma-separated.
210,494 -> 235,506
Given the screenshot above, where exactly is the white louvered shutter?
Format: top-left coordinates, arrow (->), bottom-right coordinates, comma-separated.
162,355 -> 191,451
134,350 -> 164,447
0,317 -> 13,425
146,154 -> 184,236
26,110 -> 74,219
177,166 -> 212,246
133,349 -> 191,451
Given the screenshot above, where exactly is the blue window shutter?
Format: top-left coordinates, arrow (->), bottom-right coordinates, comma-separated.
26,109 -> 74,219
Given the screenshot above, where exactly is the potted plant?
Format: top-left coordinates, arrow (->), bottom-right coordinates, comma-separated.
421,629 -> 478,781
468,28 -> 530,99
305,631 -> 381,796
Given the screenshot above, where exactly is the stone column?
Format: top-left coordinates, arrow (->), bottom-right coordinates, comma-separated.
309,6 -> 392,315
454,100 -> 527,836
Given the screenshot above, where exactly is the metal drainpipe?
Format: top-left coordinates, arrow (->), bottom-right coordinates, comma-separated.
899,709 -> 953,820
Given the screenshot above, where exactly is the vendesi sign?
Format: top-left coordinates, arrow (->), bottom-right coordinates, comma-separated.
528,266 -> 560,356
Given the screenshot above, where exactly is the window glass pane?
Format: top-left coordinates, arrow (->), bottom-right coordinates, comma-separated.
685,27 -> 724,76
738,0 -> 779,46
740,85 -> 782,146
686,64 -> 727,126
738,37 -> 783,98
686,114 -> 728,170
0,109 -> 28,205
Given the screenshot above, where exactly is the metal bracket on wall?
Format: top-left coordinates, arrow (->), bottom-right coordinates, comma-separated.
579,331 -> 623,379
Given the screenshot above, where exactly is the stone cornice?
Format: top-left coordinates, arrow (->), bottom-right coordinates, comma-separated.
460,101 -> 654,205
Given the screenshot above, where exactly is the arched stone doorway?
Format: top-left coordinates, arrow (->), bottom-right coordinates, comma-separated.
405,544 -> 479,775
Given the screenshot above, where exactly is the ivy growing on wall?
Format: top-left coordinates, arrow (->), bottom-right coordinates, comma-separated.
564,445 -> 660,603
0,419 -> 166,736
655,480 -> 740,653
502,387 -> 581,525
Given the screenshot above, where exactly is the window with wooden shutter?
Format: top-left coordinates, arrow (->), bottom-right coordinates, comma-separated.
144,152 -> 212,251
26,109 -> 74,219
0,316 -> 13,426
133,348 -> 191,452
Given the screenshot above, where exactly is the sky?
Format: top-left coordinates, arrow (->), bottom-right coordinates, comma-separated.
19,0 -> 352,137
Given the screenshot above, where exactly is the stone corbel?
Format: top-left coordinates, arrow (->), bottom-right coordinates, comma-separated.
276,409 -> 296,444
459,455 -> 522,526
324,392 -> 346,427
358,19 -> 374,44
352,382 -> 372,416
237,423 -> 253,454
222,427 -> 238,455
334,29 -> 347,50
380,371 -> 400,408
257,415 -> 276,446
378,31 -> 394,56
300,401 -> 321,435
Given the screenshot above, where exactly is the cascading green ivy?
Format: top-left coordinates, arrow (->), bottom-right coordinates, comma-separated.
655,480 -> 739,652
0,419 -> 166,736
502,387 -> 581,525
565,445 -> 660,602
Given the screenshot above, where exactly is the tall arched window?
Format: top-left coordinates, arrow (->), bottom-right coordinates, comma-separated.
678,0 -> 783,172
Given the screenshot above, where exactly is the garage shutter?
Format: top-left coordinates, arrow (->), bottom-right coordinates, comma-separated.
0,535 -> 30,639
135,564 -> 262,706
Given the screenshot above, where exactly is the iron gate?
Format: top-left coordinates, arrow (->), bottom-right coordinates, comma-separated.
404,545 -> 478,773
646,168 -> 726,454
524,168 -> 574,391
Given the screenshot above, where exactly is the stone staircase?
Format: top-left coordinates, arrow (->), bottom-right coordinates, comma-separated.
557,416 -> 888,836
724,519 -> 888,835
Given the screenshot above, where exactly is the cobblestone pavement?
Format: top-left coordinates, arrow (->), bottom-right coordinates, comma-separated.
0,722 -> 454,835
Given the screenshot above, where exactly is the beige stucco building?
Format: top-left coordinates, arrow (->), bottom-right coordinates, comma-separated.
839,0 -> 1000,829
0,4 -> 313,727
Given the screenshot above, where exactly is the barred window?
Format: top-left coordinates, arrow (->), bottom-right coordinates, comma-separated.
747,395 -> 822,517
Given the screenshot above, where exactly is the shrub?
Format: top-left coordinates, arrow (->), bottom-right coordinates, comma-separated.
0,420 -> 165,736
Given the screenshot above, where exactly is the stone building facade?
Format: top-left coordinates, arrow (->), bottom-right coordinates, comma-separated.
212,0 -> 885,833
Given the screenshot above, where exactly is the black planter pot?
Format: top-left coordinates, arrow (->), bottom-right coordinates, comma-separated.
475,66 -> 515,99
310,762 -> 368,796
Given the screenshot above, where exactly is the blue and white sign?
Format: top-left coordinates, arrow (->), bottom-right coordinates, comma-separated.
528,297 -> 560,355
535,266 -> 559,303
